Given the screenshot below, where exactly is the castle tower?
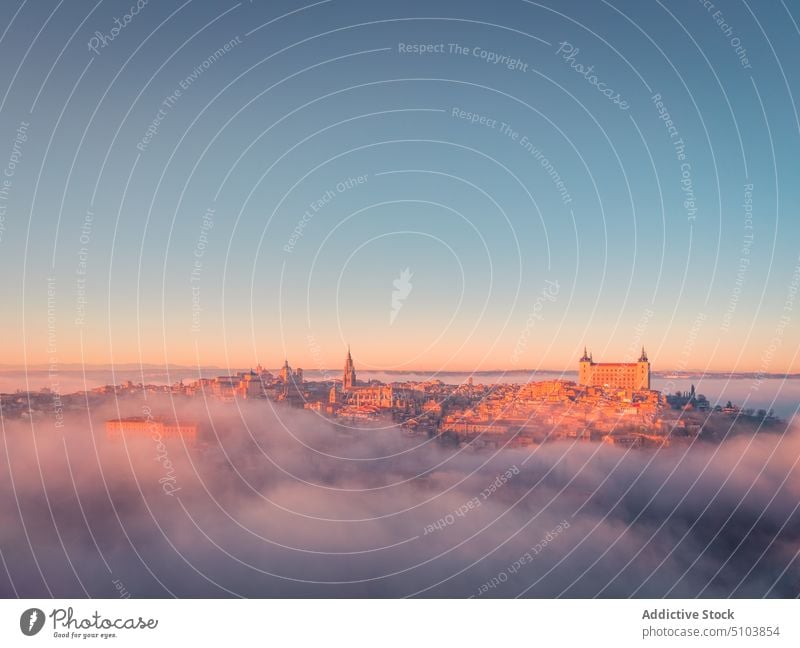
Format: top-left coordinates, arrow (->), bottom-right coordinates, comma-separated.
343,347 -> 357,391
578,347 -> 593,386
636,346 -> 651,390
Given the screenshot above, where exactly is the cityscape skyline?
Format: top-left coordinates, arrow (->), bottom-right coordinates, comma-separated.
8,342 -> 778,452
1,0 -> 799,613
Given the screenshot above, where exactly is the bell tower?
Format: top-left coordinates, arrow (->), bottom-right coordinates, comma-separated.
343,346 -> 357,391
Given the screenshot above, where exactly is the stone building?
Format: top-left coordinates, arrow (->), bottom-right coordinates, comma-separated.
578,347 -> 650,391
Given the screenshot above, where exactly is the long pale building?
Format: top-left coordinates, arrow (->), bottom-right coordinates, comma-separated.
578,347 -> 651,391
105,417 -> 197,441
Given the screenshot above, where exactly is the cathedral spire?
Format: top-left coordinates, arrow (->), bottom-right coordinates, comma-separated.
343,346 -> 357,391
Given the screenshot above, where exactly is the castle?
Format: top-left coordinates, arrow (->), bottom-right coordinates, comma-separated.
578,347 -> 650,391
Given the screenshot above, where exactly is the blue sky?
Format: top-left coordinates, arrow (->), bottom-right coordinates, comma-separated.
0,0 -> 798,373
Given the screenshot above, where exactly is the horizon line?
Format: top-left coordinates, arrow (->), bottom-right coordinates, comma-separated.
0,363 -> 796,378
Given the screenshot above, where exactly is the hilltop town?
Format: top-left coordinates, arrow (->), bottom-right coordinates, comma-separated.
1,347 -> 782,450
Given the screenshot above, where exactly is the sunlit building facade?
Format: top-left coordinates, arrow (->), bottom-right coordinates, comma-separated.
578,347 -> 651,391
105,417 -> 198,441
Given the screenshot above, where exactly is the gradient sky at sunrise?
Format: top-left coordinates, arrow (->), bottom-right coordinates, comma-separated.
0,0 -> 798,373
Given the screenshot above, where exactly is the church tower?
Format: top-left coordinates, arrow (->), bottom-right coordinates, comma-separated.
279,359 -> 291,383
343,347 -> 357,391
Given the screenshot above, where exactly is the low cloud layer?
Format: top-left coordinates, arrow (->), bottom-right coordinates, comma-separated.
1,394 -> 798,598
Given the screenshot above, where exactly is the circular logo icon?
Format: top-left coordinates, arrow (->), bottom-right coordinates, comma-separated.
20,608 -> 45,636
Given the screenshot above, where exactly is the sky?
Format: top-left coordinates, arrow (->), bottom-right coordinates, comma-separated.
0,0 -> 799,373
